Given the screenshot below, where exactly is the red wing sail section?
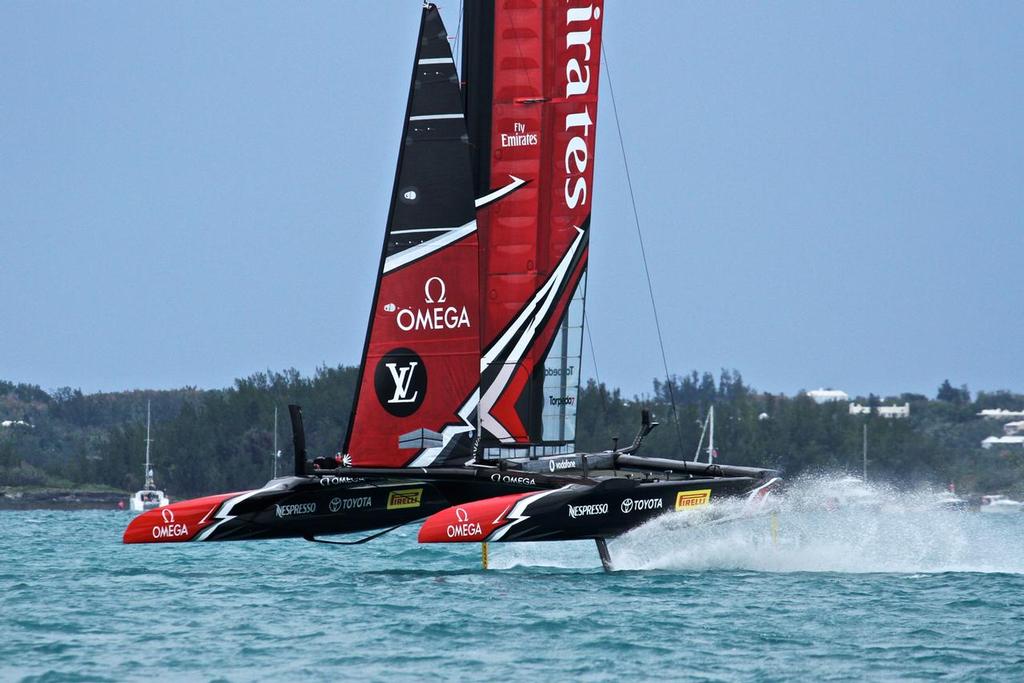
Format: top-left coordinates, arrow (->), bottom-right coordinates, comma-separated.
344,5 -> 480,468
465,1 -> 605,451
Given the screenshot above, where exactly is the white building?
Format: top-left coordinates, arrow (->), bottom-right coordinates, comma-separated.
878,404 -> 910,419
1004,421 -> 1024,436
982,435 -> 1024,449
808,388 -> 849,404
978,408 -> 1024,420
849,403 -> 910,419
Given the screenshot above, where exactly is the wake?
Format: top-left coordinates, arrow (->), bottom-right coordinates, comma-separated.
489,475 -> 1024,573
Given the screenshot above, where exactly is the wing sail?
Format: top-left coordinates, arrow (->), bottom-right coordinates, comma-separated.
463,1 -> 605,454
344,5 -> 480,468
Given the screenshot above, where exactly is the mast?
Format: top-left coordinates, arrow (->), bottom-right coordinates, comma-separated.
707,405 -> 715,463
862,423 -> 868,482
143,400 -> 154,490
694,409 -> 709,462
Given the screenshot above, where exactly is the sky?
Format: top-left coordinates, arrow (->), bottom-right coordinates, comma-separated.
1,1 -> 1021,400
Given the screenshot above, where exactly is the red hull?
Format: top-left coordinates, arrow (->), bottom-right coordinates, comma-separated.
123,492 -> 240,544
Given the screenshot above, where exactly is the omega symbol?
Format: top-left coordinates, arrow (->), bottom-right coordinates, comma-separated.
424,276 -> 446,304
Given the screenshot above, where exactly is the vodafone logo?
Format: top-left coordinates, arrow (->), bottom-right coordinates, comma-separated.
548,458 -> 576,473
151,506 -> 190,540
446,507 -> 483,539
387,276 -> 471,333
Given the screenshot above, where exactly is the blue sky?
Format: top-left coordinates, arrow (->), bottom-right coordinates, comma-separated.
1,2 -> 1021,399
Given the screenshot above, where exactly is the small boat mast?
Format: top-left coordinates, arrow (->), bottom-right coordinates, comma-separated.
142,400 -> 155,490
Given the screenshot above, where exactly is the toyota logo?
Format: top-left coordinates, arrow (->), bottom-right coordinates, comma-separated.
455,507 -> 469,522
620,498 -> 634,514
161,508 -> 175,524
329,497 -> 343,513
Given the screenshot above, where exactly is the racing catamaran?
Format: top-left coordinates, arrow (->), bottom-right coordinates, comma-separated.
124,1 -> 779,567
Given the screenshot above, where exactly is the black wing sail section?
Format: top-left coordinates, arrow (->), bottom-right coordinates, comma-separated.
343,4 -> 481,468
460,0 -> 495,200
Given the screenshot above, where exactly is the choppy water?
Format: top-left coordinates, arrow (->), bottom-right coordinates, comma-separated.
3,479 -> 1024,682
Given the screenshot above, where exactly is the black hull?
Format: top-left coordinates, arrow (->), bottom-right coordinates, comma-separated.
419,475 -> 780,544
123,473 -> 552,544
204,480 -> 451,542
126,459 -> 780,546
509,478 -> 760,542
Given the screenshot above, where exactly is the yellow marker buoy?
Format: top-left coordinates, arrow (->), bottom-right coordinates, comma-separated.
482,542 -> 489,570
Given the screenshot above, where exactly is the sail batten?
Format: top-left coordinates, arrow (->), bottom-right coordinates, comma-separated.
409,113 -> 465,121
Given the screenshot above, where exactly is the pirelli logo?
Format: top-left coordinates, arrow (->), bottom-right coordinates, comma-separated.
675,489 -> 711,511
386,488 -> 423,510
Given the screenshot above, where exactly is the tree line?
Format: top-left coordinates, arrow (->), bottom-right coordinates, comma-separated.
1,370 -> 1022,498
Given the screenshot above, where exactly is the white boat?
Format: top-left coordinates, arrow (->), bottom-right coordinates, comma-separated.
803,475 -> 884,512
979,494 -> 1023,514
930,491 -> 969,511
832,476 -> 884,510
128,401 -> 169,512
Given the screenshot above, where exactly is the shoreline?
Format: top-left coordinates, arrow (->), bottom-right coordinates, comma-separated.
0,487 -> 130,511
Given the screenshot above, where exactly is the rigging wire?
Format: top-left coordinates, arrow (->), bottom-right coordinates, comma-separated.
451,0 -> 464,74
600,43 -> 685,457
584,312 -> 602,389
583,311 -> 611,430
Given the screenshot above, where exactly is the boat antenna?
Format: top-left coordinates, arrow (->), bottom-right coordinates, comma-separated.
601,43 -> 685,457
272,404 -> 279,479
708,405 -> 715,463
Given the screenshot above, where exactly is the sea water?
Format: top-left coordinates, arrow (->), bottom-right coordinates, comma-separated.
2,478 -> 1024,682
